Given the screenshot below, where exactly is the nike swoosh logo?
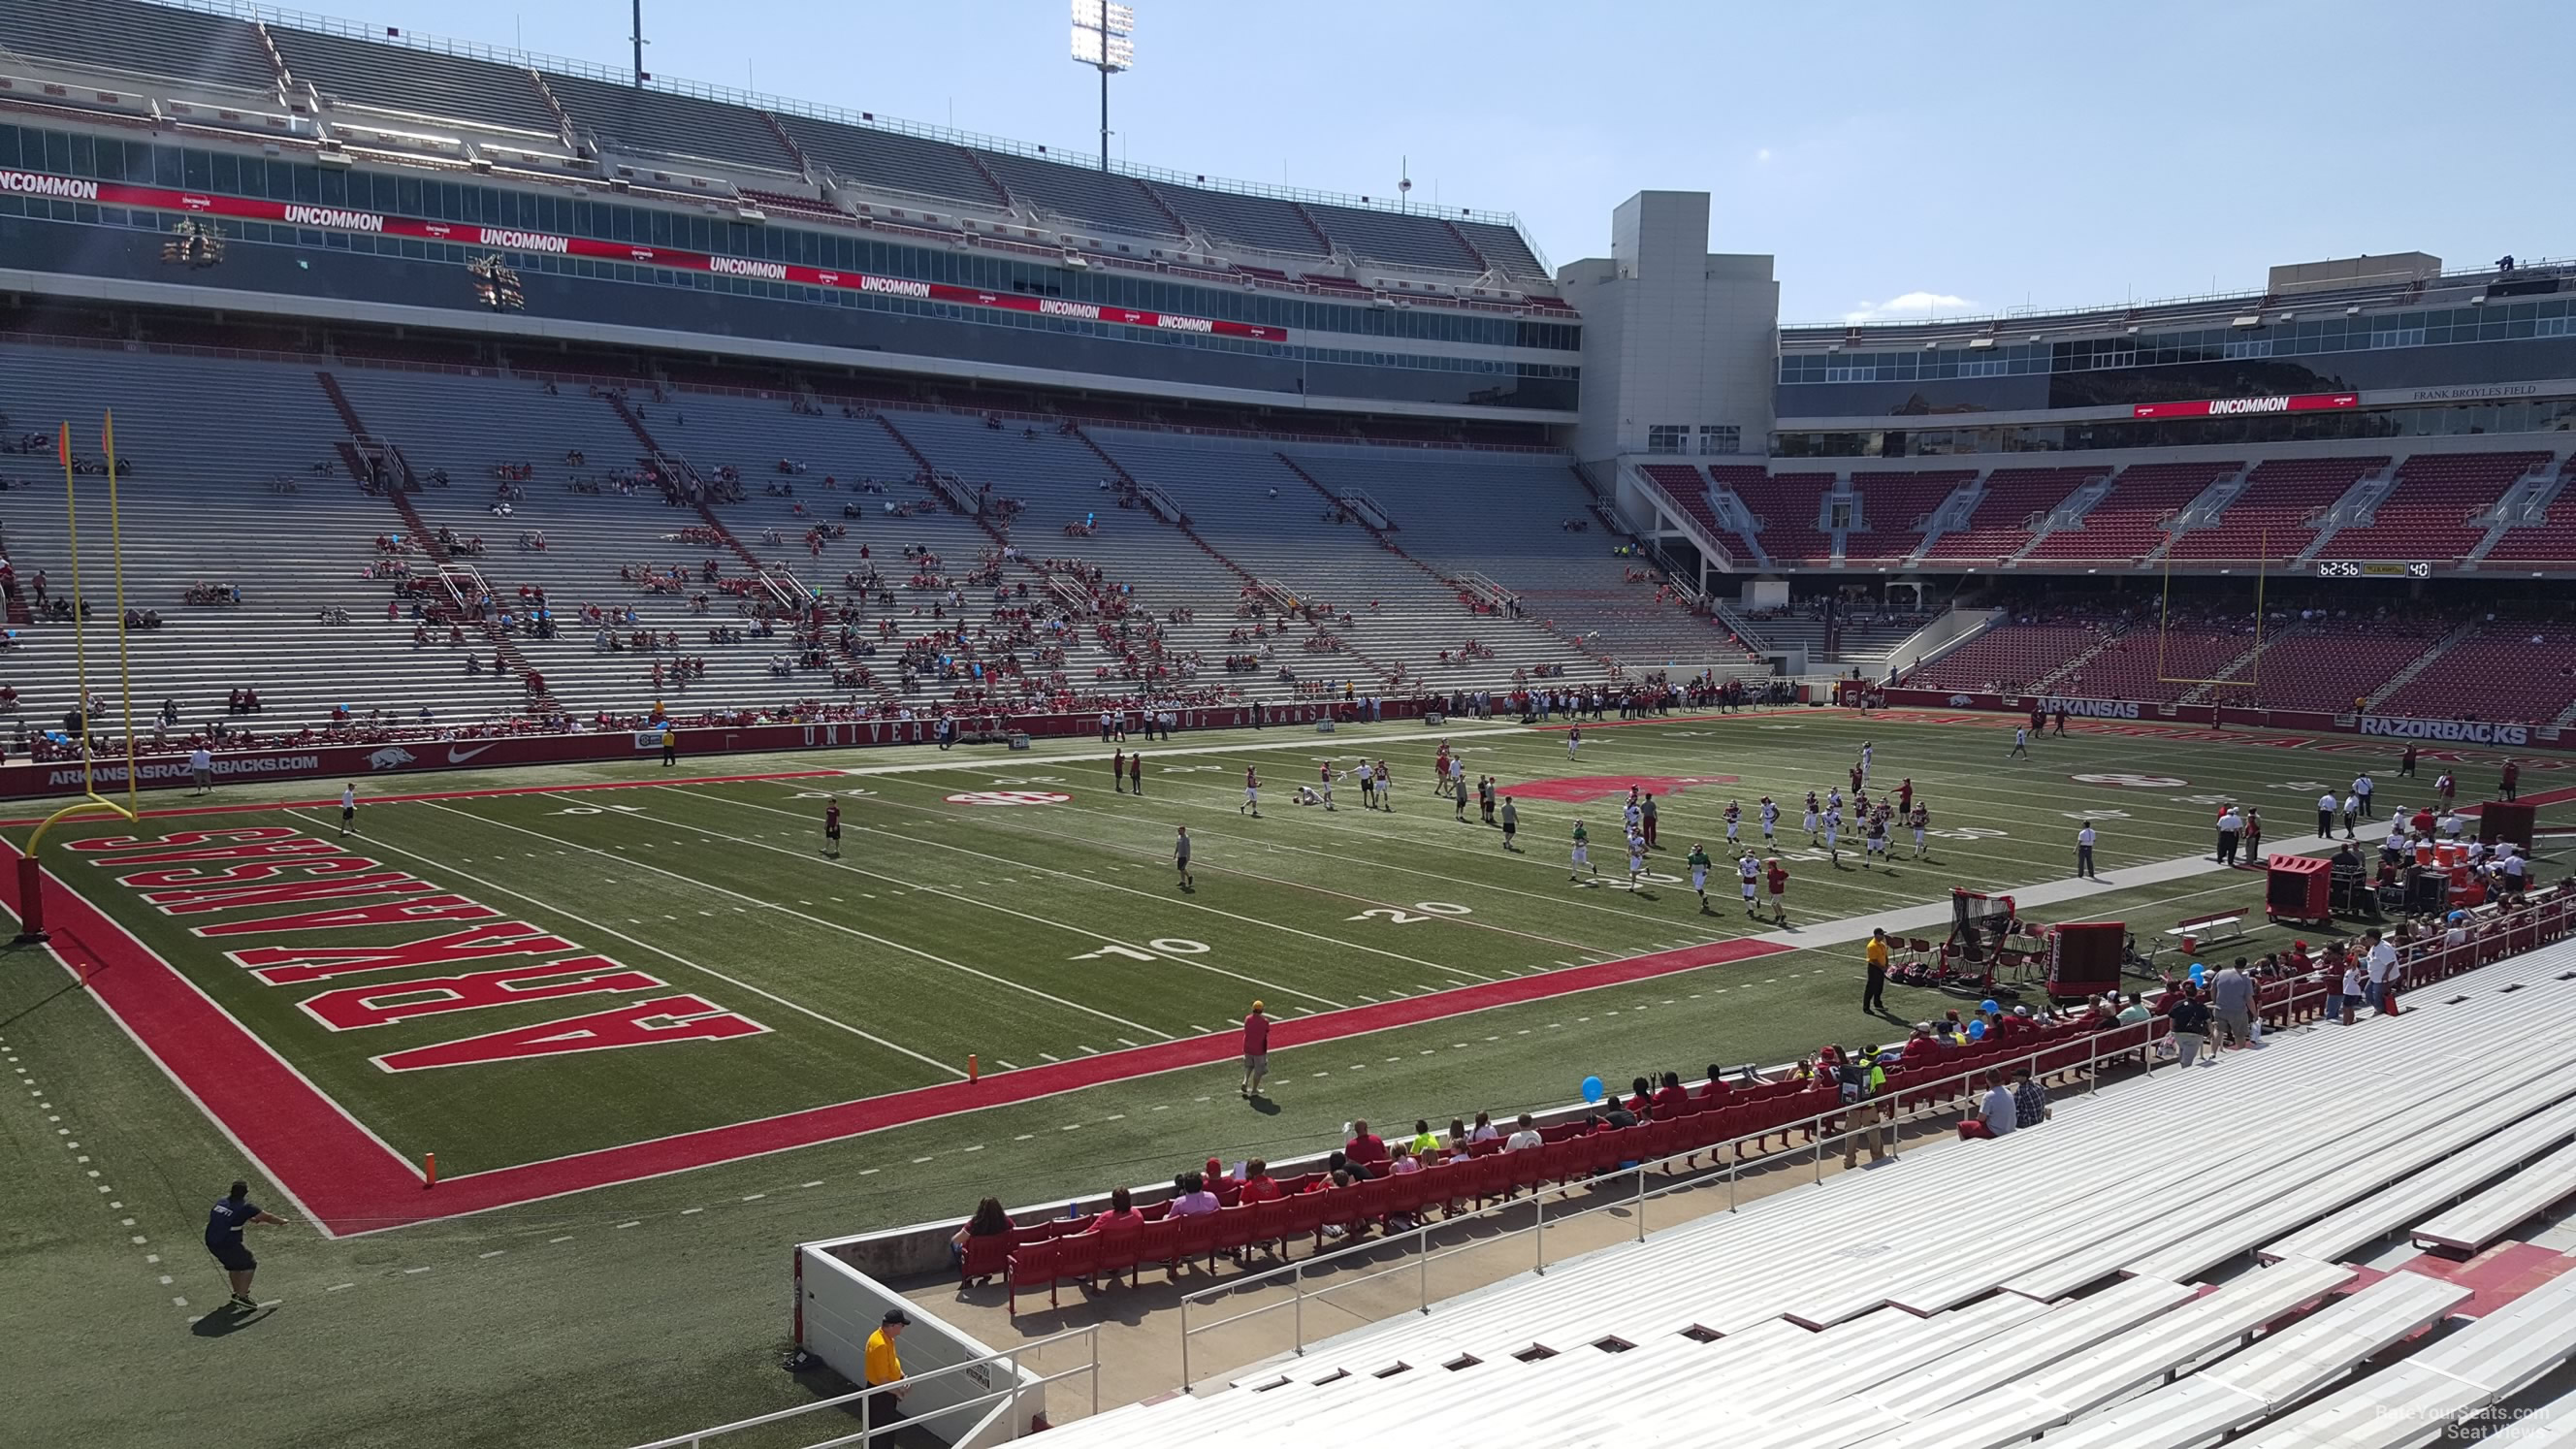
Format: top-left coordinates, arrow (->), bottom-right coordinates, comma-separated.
446,745 -> 495,763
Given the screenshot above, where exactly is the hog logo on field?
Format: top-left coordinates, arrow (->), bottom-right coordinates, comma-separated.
1948,693 -> 1976,707
1507,775 -> 1737,804
367,746 -> 418,771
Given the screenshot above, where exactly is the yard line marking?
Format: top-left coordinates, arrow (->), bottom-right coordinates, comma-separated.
851,774 -> 1634,950
305,811 -> 968,1079
429,802 -> 1172,1044
681,1208 -> 704,1215
663,789 -> 1358,1008
699,789 -> 1514,988
742,1193 -> 766,1201
550,1236 -> 574,1243
480,1249 -> 506,1258
405,1265 -> 435,1272
800,1180 -> 824,1188
328,1282 -> 355,1292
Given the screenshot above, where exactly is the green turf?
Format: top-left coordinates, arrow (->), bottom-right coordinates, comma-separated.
0,706 -> 2552,1447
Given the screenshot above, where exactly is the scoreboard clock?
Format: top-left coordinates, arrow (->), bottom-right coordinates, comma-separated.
2315,561 -> 2431,579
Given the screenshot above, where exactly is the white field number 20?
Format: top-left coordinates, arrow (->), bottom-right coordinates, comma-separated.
1347,901 -> 1474,924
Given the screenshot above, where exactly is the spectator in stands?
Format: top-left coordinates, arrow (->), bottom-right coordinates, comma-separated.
2211,961 -> 2256,1049
1503,1114 -> 1543,1151
2012,1067 -> 2050,1129
2169,986 -> 2215,1068
1407,1120 -> 1439,1159
1085,1186 -> 1144,1233
1344,1120 -> 1388,1176
2363,930 -> 2399,1010
950,1197 -> 1012,1283
1169,1172 -> 1220,1218
1469,1111 -> 1500,1145
1958,1074 -> 2016,1140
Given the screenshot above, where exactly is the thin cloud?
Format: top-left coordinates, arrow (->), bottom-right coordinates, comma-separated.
1842,291 -> 1978,323
1755,147 -> 1773,163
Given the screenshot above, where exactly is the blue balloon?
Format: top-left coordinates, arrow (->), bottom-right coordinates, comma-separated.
1980,998 -> 1999,1015
1968,1020 -> 1988,1040
1580,1075 -> 1605,1104
2189,962 -> 2207,983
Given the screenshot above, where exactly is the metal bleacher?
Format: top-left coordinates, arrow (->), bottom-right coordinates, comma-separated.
0,0 -> 278,90
0,343 -> 534,730
1034,940 -> 2576,1447
541,69 -> 804,177
769,113 -> 1010,209
269,24 -> 561,137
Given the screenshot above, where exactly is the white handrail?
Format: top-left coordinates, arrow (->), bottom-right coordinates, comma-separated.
629,1320 -> 1101,1448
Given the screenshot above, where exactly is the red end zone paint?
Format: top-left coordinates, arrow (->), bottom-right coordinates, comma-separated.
1506,775 -> 1739,804
0,836 -> 1787,1234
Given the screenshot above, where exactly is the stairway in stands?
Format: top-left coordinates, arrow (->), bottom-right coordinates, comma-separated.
316,370 -> 558,713
600,390 -> 767,576
1062,423 -> 1262,591
1273,451 -> 1616,680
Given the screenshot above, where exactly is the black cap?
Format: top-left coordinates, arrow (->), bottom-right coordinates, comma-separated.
882,1308 -> 911,1326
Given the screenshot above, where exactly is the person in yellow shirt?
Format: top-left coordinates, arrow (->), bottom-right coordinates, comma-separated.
660,724 -> 677,767
1863,928 -> 1891,1014
865,1308 -> 911,1429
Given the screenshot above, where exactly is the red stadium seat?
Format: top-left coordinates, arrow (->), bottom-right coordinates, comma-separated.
1005,1239 -> 1056,1316
1170,1211 -> 1223,1277
960,1231 -> 1014,1286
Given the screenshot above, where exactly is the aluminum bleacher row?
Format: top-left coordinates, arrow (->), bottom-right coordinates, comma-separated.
1034,926 -> 2576,1447
0,339 -> 1772,730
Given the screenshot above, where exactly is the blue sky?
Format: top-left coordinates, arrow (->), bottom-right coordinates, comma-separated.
278,0 -> 2572,324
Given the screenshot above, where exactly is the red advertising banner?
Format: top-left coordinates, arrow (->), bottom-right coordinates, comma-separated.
2130,391 -> 2359,420
0,699 -> 1404,802
0,168 -> 1289,343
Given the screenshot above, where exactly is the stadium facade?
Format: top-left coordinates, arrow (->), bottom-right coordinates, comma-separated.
6,0 -> 2573,594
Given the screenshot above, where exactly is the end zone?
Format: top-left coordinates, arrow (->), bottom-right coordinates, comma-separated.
0,832 -> 1789,1235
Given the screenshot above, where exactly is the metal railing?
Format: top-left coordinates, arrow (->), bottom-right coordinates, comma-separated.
629,1321 -> 1101,1449
1155,931 -> 2576,1396
1175,1011 -> 2224,1391
1174,919 -> 2576,1384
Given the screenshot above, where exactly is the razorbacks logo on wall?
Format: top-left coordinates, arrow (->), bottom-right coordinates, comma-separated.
1505,775 -> 1739,804
2358,716 -> 2530,746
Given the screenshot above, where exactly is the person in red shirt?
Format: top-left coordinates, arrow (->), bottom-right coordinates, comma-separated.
1902,1025 -> 1944,1064
2501,758 -> 2521,801
1651,1071 -> 1691,1118
1236,1159 -> 1282,1205
1085,1186 -> 1144,1232
1626,1075 -> 1655,1118
1897,777 -> 1915,813
1697,1066 -> 1735,1106
1239,1001 -> 1270,1100
1765,857 -> 1790,924
1343,1119 -> 1388,1176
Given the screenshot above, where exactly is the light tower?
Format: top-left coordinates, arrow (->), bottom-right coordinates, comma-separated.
1070,0 -> 1135,173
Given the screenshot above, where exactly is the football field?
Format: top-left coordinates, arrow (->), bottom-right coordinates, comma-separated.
12,704 -> 2561,1240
